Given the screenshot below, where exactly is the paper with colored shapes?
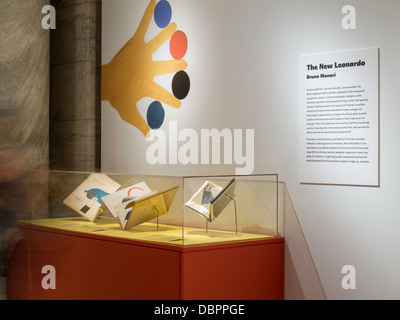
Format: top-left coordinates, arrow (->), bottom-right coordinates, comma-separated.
63,174 -> 121,222
185,179 -> 237,222
101,181 -> 153,226
185,181 -> 222,222
115,186 -> 179,230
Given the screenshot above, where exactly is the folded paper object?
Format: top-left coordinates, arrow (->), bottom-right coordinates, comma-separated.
63,174 -> 121,222
185,178 -> 236,222
101,181 -> 154,227
116,186 -> 179,230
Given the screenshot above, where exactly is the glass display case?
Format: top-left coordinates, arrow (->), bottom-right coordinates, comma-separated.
182,175 -> 278,246
19,171 -> 279,247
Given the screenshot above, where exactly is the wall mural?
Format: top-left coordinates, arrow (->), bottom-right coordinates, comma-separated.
102,0 -> 255,176
101,0 -> 190,137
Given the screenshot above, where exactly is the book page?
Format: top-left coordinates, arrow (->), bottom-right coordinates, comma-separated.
63,174 -> 121,222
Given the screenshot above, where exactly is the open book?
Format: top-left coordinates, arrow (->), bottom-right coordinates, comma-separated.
101,181 -> 155,227
114,186 -> 179,230
185,178 -> 236,222
63,174 -> 121,222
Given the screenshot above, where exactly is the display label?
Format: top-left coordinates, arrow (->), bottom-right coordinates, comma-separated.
299,48 -> 379,186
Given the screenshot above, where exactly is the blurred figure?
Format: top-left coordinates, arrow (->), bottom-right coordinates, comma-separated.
0,112 -> 27,238
0,111 -> 48,299
0,147 -> 27,235
0,108 -> 49,232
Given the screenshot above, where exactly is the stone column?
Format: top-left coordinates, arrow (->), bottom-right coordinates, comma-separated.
49,0 -> 101,172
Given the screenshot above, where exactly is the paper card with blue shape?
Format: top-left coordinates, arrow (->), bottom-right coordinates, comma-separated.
63,173 -> 121,222
185,179 -> 236,222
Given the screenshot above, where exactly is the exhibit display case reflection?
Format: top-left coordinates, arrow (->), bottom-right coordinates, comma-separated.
18,171 -> 278,246
182,175 -> 278,245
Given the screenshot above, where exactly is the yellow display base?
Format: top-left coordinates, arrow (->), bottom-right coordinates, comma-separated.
19,217 -> 273,246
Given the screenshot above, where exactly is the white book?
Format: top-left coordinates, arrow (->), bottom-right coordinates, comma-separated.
185,181 -> 222,222
63,174 -> 121,222
185,179 -> 237,222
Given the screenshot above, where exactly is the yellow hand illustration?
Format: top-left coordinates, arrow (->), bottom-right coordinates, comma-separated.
101,0 -> 187,137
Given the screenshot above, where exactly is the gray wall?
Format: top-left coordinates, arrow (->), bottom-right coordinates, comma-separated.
50,0 -> 101,172
0,0 -> 50,218
0,0 -> 50,299
0,0 -> 49,168
0,0 -> 102,299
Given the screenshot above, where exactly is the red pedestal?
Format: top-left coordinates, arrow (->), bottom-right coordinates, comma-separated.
8,223 -> 284,300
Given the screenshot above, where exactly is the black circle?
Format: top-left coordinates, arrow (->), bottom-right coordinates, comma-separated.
172,70 -> 190,100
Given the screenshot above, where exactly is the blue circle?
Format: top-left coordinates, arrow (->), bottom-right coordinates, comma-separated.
154,0 -> 172,29
147,101 -> 165,129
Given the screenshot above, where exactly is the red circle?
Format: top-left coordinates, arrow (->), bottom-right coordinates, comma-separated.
169,30 -> 188,60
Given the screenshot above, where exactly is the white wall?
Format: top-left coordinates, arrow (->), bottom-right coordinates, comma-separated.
103,0 -> 400,299
264,0 -> 400,299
